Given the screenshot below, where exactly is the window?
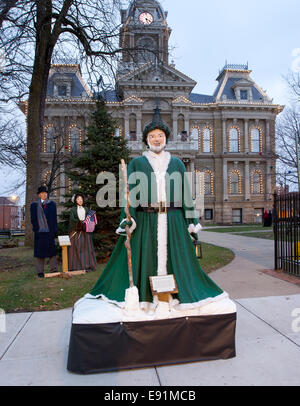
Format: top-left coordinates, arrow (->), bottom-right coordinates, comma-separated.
58,85 -> 67,97
205,209 -> 213,220
254,208 -> 263,224
253,173 -> 261,194
240,90 -> 248,100
232,209 -> 242,224
204,172 -> 212,195
251,128 -> 261,153
45,126 -> 55,153
130,131 -> 137,141
230,172 -> 240,195
203,128 -> 212,153
69,126 -> 81,153
229,128 -> 239,152
251,170 -> 263,194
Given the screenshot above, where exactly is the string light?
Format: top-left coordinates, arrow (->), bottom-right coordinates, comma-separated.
203,126 -> 214,153
229,169 -> 242,195
68,124 -> 82,153
204,169 -> 214,195
250,126 -> 263,153
43,124 -> 55,152
229,126 -> 241,152
251,169 -> 264,194
43,171 -> 57,196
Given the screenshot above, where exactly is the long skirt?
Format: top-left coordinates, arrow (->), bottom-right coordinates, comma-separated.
68,231 -> 97,272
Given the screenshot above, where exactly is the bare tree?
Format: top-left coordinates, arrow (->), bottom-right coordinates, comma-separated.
0,0 -> 125,246
0,0 -> 166,246
276,105 -> 300,191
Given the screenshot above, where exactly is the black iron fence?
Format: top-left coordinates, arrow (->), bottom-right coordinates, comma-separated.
274,192 -> 300,276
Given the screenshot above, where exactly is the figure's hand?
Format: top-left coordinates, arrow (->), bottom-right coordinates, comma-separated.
188,223 -> 202,241
120,220 -> 133,230
116,218 -> 137,236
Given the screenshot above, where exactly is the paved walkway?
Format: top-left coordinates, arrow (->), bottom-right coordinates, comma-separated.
0,232 -> 300,386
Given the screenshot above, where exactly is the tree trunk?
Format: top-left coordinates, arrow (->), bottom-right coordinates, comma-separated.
24,3 -> 54,246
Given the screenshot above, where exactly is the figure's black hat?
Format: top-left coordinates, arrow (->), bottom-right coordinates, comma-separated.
37,186 -> 48,194
142,106 -> 171,145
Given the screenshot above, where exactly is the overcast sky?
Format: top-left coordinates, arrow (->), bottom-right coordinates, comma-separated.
1,0 -> 299,202
162,0 -> 299,104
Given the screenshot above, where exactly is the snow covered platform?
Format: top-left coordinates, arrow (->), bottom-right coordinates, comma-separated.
67,296 -> 237,374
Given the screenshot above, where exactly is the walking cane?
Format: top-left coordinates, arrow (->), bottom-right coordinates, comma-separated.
121,159 -> 139,312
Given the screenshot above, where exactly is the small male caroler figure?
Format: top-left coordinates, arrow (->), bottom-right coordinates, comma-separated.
89,108 -> 234,314
30,186 -> 58,278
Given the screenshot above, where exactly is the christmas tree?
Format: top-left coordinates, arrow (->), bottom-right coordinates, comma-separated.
59,97 -> 130,262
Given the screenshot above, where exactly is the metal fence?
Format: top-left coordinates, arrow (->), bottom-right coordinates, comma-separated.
274,192 -> 300,276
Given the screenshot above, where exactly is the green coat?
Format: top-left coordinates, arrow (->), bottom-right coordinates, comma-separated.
90,152 -> 223,307
68,206 -> 89,233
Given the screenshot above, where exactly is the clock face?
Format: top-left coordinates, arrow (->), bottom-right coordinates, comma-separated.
139,12 -> 154,25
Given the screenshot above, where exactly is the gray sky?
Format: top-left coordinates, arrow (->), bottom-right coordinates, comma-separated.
1,0 -> 299,202
162,0 -> 299,104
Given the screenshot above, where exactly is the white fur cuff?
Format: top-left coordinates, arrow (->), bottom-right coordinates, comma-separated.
116,217 -> 137,235
188,223 -> 203,234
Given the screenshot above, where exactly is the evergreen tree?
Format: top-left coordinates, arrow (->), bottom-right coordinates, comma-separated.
59,98 -> 130,262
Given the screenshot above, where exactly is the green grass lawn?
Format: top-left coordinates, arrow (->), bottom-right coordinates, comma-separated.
0,243 -> 234,313
204,225 -> 273,233
236,232 -> 274,240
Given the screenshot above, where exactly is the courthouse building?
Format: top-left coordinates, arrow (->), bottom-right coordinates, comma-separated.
24,0 -> 284,224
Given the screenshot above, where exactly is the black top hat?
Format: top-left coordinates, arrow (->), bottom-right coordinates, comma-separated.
142,106 -> 171,145
37,186 -> 48,194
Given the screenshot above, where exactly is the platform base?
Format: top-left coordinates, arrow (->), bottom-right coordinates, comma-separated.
67,312 -> 237,374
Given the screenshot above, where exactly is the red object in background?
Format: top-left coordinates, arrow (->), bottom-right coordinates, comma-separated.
0,197 -> 20,230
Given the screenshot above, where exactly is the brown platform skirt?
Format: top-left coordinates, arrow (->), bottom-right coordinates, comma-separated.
68,231 -> 97,272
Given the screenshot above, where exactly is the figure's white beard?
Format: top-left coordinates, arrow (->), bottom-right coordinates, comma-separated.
148,139 -> 166,154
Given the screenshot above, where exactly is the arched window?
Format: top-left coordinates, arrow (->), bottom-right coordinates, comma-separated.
204,171 -> 214,195
203,127 -> 212,153
251,128 -> 262,153
114,127 -> 122,138
251,170 -> 263,194
229,127 -> 240,153
69,126 -> 81,153
230,170 -> 241,195
190,127 -> 200,149
44,125 -> 55,153
44,171 -> 57,196
129,114 -> 137,141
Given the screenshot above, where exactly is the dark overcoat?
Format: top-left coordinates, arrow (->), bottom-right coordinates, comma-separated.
30,200 -> 58,258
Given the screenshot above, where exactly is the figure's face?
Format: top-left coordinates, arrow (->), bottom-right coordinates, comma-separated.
39,192 -> 48,201
147,129 -> 166,153
76,196 -> 83,206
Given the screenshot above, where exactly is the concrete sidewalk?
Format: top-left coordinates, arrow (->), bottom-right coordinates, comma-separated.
0,232 -> 300,386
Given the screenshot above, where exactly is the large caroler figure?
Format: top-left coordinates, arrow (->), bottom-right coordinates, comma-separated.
87,108 -> 235,315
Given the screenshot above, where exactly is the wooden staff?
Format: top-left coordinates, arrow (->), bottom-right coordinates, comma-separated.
121,159 -> 134,288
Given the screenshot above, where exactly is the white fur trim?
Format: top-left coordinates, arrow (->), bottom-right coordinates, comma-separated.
72,291 -> 236,324
188,223 -> 203,234
116,217 -> 137,235
142,150 -> 171,277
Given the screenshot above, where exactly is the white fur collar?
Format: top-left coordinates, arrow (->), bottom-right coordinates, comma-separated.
143,150 -> 171,174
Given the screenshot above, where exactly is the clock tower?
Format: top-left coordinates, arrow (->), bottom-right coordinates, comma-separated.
119,0 -> 171,75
